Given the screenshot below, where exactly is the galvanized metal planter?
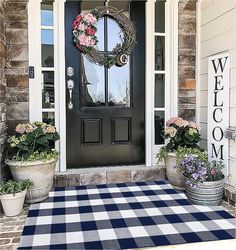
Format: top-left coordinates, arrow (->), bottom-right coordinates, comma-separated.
186,178 -> 225,206
164,153 -> 185,190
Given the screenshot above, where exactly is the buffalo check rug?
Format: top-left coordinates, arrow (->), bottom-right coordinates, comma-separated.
19,181 -> 235,249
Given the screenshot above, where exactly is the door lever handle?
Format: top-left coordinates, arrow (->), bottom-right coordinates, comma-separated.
67,79 -> 74,110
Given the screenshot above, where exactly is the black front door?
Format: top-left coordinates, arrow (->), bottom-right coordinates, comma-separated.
65,1 -> 145,168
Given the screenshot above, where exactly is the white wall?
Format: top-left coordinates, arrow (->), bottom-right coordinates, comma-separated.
198,0 -> 236,186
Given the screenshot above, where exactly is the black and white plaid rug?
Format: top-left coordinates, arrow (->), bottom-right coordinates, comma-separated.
19,181 -> 235,249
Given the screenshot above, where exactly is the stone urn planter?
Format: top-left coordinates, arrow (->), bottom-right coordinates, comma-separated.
0,189 -> 27,216
186,178 -> 225,206
6,159 -> 57,203
164,153 -> 185,190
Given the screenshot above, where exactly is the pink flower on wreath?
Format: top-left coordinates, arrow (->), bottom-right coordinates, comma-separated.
85,27 -> 96,36
72,15 -> 82,29
78,34 -> 95,47
88,38 -> 96,46
83,13 -> 97,25
78,33 -> 88,46
78,22 -> 87,31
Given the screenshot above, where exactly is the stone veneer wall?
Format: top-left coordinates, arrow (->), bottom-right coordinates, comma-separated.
5,0 -> 29,135
178,0 -> 197,121
0,0 -> 7,179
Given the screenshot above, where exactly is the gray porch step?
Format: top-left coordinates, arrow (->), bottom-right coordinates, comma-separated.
54,165 -> 166,187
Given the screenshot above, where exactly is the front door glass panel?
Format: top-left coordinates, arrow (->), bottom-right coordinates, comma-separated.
81,55 -> 105,107
108,62 -> 130,107
80,1 -> 130,108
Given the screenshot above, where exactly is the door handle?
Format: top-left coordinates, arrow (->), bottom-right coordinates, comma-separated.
67,79 -> 74,110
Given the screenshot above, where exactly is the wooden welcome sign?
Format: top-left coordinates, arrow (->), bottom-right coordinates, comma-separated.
208,52 -> 230,176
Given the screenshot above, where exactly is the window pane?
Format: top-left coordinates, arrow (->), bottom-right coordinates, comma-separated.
155,36 -> 165,71
81,55 -> 105,107
108,62 -> 130,107
96,18 -> 105,51
155,0 -> 165,33
41,2 -> 53,26
42,71 -> 54,109
155,74 -> 165,108
107,17 -> 124,52
42,112 -> 55,125
155,111 -> 165,145
41,29 -> 54,67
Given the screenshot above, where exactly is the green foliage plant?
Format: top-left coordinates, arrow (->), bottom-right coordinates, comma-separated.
157,117 -> 204,164
0,179 -> 33,196
7,122 -> 60,161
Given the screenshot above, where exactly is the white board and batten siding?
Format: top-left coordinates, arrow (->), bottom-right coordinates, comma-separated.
197,0 -> 236,186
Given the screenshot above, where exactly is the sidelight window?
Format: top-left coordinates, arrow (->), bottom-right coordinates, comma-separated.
40,1 -> 55,125
154,0 -> 166,145
81,1 -> 130,108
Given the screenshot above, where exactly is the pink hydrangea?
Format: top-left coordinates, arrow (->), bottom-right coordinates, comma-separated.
43,125 -> 56,134
189,121 -> 200,130
25,124 -> 36,133
167,117 -> 191,128
166,117 -> 179,126
15,124 -> 26,134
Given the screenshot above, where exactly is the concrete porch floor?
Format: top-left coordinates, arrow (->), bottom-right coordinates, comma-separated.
0,201 -> 235,250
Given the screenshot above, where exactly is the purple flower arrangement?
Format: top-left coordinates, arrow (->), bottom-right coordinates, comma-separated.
177,155 -> 224,188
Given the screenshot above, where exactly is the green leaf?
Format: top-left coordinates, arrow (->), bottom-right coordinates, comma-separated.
36,135 -> 48,145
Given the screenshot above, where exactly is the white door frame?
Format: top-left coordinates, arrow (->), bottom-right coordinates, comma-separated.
28,0 -> 178,172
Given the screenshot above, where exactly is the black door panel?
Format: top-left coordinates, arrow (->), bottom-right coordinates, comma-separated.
66,1 -> 145,168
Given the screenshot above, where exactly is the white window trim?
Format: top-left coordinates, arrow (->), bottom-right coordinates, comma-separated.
146,0 -> 179,165
28,0 -> 178,171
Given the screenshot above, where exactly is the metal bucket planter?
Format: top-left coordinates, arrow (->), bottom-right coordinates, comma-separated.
164,153 -> 185,190
5,159 -> 57,204
186,178 -> 225,206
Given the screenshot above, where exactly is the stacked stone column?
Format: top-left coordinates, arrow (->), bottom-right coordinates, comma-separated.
5,0 -> 29,135
0,0 -> 7,179
178,0 -> 197,121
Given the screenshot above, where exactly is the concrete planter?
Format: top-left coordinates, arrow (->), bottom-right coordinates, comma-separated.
164,153 -> 185,190
186,178 -> 225,206
5,159 -> 57,203
0,189 -> 27,216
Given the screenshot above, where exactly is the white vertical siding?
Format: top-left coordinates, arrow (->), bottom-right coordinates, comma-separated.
198,0 -> 236,186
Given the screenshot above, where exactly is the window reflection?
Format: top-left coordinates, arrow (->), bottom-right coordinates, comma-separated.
108,63 -> 130,107
95,18 -> 105,51
81,56 -> 105,107
42,71 -> 54,109
41,2 -> 53,26
42,112 -> 55,125
155,36 -> 165,71
107,18 -> 124,52
155,0 -> 165,33
155,74 -> 165,108
41,29 -> 54,67
155,111 -> 165,145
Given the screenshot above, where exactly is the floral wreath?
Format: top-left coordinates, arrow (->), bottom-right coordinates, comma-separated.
72,7 -> 136,68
